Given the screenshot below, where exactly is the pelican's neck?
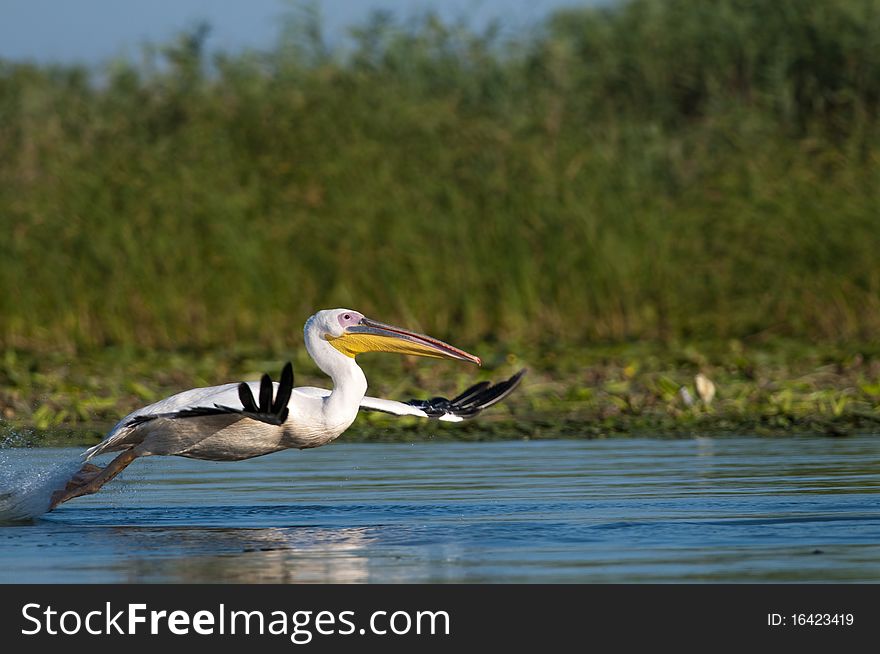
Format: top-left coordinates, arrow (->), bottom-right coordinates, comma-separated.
324,354 -> 368,425
305,319 -> 368,428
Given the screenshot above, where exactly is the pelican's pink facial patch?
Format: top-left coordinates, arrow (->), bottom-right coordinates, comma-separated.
337,311 -> 365,329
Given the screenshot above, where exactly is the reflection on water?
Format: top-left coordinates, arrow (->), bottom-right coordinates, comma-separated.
101,526 -> 377,583
1,437 -> 880,582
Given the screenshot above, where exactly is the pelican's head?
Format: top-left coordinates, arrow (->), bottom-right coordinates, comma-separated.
306,308 -> 481,366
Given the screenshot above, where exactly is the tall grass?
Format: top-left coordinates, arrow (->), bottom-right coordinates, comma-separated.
1,0 -> 879,353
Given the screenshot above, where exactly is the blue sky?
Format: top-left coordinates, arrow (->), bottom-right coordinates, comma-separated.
0,0 -> 596,65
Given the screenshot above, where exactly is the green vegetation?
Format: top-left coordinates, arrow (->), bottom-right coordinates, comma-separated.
1,0 -> 879,441
2,340 -> 880,445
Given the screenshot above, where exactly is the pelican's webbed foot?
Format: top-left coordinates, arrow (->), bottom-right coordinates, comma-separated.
49,450 -> 140,511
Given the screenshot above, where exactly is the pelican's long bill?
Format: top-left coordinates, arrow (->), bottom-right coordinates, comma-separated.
326,317 -> 481,365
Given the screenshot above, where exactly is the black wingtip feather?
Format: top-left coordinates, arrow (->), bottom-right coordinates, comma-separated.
259,373 -> 273,412
450,381 -> 491,406
403,368 -> 526,420
272,362 -> 294,414
475,369 -> 526,409
238,382 -> 258,413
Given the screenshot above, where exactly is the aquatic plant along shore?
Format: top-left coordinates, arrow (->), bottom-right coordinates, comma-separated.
2,340 -> 879,445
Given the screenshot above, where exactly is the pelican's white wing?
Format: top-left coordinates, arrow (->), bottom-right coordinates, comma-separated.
286,387 -> 463,421
359,396 -> 459,421
85,364 -> 297,459
359,370 -> 525,423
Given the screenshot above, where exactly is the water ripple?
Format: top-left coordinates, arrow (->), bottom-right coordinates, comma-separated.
1,437 -> 880,582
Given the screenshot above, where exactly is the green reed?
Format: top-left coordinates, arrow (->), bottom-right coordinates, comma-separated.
1,0 -> 878,353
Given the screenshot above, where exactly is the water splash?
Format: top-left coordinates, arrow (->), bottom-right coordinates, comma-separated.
0,445 -> 84,522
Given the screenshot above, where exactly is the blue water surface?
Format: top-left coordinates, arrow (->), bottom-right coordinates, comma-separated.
1,437 -> 879,582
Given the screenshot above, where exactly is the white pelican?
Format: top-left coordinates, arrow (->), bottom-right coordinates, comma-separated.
49,308 -> 524,510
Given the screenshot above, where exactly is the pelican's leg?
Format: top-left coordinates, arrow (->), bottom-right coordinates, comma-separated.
49,449 -> 139,511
